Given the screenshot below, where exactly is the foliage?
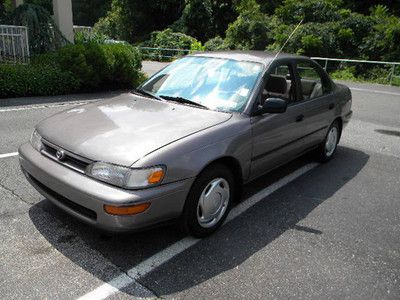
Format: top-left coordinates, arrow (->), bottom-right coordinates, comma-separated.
94,0 -> 185,42
0,63 -> 79,98
210,0 -> 239,38
204,36 -> 230,51
74,31 -> 107,45
363,5 -> 400,61
145,28 -> 197,49
72,0 -> 111,26
0,43 -> 143,98
142,28 -> 198,61
57,43 -> 143,91
330,66 -> 357,81
24,0 -> 52,12
224,0 -> 273,50
275,0 -> 343,24
172,0 -> 238,42
342,0 -> 400,16
190,41 -> 206,52
9,4 -> 67,54
175,0 -> 213,42
257,0 -> 283,14
329,65 -> 398,86
0,0 -> 13,21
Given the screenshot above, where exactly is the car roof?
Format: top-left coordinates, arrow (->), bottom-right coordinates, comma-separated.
191,50 -> 310,65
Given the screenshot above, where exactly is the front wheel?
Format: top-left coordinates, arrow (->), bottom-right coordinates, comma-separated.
315,120 -> 341,162
181,164 -> 235,238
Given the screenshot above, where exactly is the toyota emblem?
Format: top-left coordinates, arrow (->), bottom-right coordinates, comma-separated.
56,149 -> 65,161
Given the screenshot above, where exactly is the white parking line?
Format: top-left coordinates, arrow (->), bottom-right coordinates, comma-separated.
0,152 -> 18,159
350,87 -> 400,97
78,162 -> 319,300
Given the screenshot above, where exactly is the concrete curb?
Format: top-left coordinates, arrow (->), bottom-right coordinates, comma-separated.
0,91 -> 127,108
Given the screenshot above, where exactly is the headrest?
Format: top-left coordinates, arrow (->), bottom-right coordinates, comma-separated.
265,75 -> 287,94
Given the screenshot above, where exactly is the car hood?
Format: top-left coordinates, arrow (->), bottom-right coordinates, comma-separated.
37,93 -> 232,166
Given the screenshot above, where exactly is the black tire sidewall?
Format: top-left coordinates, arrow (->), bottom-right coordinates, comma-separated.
182,164 -> 235,238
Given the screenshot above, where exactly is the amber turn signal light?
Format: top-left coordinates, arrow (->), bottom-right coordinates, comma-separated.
147,169 -> 165,184
104,203 -> 151,216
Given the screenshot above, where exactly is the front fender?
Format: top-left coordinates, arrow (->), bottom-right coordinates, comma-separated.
133,115 -> 252,184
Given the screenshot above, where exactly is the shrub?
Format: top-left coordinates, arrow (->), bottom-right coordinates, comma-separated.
204,36 -> 229,51
57,42 -> 143,91
330,67 -> 357,81
74,31 -> 107,45
190,41 -> 206,52
0,64 -> 79,98
0,43 -> 144,98
142,28 -> 198,61
146,28 -> 197,50
57,43 -> 108,90
101,44 -> 143,89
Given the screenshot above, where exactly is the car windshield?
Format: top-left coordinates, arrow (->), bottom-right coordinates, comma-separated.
139,56 -> 263,112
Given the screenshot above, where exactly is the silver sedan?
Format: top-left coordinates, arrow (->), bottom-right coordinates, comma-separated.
19,51 -> 352,237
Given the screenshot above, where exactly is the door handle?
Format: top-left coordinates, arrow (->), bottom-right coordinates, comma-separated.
329,103 -> 335,110
296,114 -> 304,122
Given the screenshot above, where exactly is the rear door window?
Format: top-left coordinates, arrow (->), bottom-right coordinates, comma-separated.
296,61 -> 330,101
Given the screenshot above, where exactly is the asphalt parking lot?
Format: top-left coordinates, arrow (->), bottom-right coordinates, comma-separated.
1,62 -> 400,299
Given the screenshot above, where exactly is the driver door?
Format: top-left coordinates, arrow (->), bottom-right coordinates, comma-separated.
249,61 -> 309,180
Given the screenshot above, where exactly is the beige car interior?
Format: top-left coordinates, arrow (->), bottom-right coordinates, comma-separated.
262,74 -> 294,103
263,64 -> 324,103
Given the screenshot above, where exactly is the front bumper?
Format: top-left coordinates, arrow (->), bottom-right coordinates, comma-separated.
19,143 -> 194,232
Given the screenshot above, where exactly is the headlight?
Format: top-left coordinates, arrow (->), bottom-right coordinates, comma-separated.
30,130 -> 43,151
85,162 -> 165,189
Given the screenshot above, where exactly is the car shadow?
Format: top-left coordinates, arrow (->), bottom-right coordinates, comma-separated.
28,146 -> 369,297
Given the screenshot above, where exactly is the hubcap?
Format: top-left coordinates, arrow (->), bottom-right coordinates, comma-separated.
325,127 -> 338,157
197,178 -> 230,228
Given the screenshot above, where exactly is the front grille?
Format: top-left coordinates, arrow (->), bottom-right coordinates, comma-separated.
28,173 -> 97,221
41,140 -> 91,173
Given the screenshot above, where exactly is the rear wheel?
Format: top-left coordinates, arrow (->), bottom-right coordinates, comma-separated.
315,120 -> 341,162
181,164 -> 235,238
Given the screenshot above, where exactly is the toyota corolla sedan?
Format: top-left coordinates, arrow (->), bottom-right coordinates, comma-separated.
19,51 -> 352,237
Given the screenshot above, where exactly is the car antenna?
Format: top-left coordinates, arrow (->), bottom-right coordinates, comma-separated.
271,18 -> 304,64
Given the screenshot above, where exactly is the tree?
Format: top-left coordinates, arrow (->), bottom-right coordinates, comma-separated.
172,0 -> 238,42
342,0 -> 400,16
362,5 -> 400,61
256,0 -> 283,14
275,0 -> 343,24
94,0 -> 185,42
10,3 -> 67,54
177,0 -> 214,42
224,0 -> 273,50
72,0 -> 111,26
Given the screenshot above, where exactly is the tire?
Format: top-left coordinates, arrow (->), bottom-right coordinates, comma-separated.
315,120 -> 341,162
181,164 -> 235,238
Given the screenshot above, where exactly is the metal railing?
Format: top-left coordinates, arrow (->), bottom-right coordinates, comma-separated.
312,57 -> 400,85
139,47 -> 191,61
73,26 -> 93,35
0,25 -> 30,64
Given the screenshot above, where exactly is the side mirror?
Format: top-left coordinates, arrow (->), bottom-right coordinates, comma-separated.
254,98 -> 288,115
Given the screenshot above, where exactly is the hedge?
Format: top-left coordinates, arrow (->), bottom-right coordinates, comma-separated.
0,42 -> 144,98
0,64 -> 79,98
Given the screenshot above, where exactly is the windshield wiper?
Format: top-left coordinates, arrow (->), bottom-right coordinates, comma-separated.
132,88 -> 163,101
159,95 -> 209,110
